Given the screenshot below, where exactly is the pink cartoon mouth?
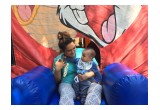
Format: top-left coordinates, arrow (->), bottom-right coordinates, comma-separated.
102,14 -> 116,43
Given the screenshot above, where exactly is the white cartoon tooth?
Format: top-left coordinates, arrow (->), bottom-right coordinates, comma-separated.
73,10 -> 88,24
70,5 -> 88,24
70,5 -> 85,10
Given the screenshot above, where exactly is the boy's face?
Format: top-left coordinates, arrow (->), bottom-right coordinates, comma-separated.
81,50 -> 92,62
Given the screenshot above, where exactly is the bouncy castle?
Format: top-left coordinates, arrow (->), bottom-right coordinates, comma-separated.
11,5 -> 148,105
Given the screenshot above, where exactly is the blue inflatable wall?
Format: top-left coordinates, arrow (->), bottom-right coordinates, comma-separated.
102,63 -> 148,105
11,66 -> 57,105
11,66 -> 107,105
11,63 -> 148,105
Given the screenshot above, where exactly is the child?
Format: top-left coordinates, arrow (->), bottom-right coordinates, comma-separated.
71,48 -> 102,104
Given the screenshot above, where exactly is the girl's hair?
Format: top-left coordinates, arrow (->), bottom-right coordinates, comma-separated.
57,31 -> 75,51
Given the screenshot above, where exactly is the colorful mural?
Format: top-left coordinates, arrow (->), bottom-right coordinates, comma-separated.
11,5 -> 148,78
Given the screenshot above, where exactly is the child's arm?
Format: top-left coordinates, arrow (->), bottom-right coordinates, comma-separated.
91,62 -> 102,83
78,71 -> 95,81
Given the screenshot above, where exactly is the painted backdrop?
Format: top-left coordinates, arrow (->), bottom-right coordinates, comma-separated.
11,5 -> 148,78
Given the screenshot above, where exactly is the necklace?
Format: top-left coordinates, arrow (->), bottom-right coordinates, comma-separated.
63,63 -> 69,77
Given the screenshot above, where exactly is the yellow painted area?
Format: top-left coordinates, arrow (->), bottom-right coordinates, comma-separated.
12,5 -> 77,52
12,5 -> 39,26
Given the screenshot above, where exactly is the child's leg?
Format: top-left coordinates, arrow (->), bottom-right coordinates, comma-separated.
79,80 -> 91,104
72,81 -> 80,99
58,83 -> 76,105
85,83 -> 102,105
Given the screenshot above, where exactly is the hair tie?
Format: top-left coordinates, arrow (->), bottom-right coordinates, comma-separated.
58,33 -> 64,40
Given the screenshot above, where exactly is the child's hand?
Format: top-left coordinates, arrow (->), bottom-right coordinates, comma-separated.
78,71 -> 95,81
78,74 -> 87,81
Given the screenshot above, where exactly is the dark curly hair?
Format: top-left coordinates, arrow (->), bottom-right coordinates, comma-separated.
57,31 -> 75,51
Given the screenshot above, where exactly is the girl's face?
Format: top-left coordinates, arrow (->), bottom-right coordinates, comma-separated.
64,42 -> 76,58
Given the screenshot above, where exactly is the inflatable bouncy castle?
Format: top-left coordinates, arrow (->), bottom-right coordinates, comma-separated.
11,5 -> 148,105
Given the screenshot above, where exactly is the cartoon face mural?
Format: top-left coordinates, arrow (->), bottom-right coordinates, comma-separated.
56,5 -> 148,77
11,5 -> 148,78
57,5 -> 141,47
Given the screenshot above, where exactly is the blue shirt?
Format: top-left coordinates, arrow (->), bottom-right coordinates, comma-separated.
70,58 -> 102,83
